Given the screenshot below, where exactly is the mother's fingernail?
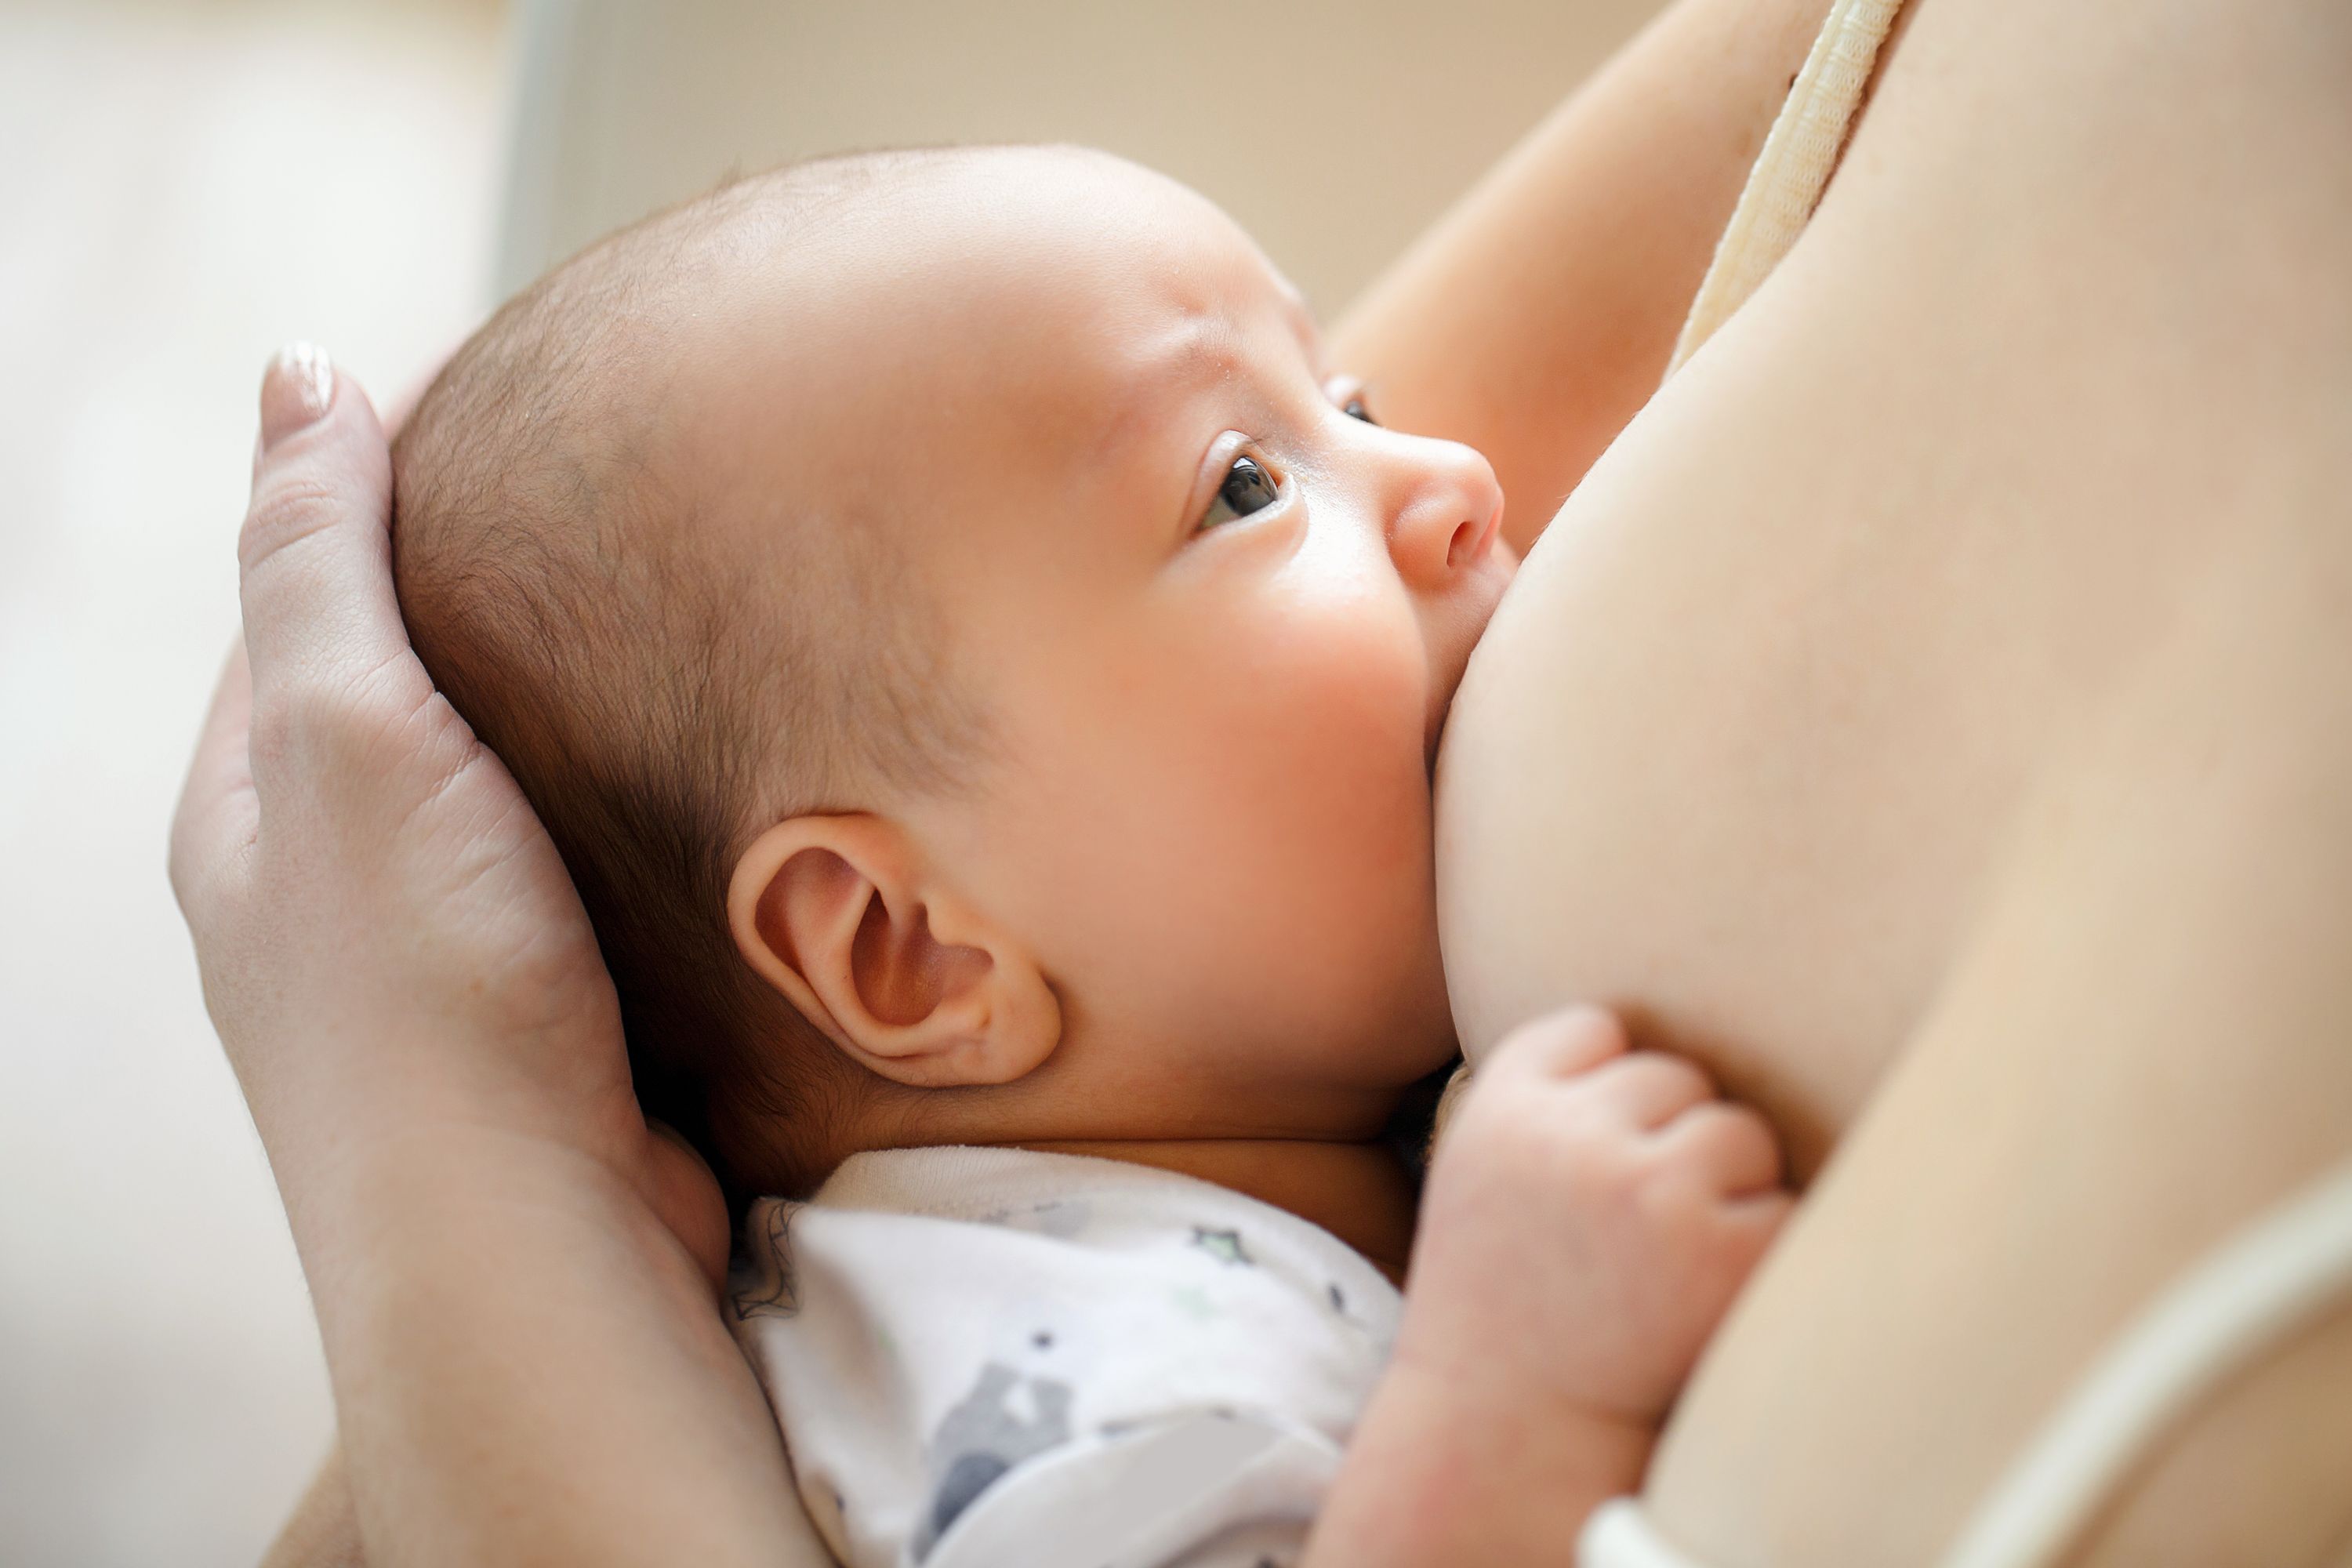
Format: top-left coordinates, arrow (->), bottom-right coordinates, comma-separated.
260,343 -> 336,452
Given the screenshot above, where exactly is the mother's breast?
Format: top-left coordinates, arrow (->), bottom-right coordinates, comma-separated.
1426,0 -> 2291,1170
1432,335 -> 2042,1175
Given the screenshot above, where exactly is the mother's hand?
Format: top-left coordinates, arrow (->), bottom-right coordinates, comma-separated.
170,350 -> 804,1567
171,346 -> 721,1266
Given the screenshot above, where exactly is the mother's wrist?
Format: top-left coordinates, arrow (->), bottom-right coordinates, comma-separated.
278,1112 -> 702,1341
245,1042 -> 649,1247
231,1001 -> 640,1156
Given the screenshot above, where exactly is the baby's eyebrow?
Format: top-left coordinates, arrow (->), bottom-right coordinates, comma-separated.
1092,314 -> 1254,457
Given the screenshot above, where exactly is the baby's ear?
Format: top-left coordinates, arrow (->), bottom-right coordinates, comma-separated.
727,815 -> 1061,1090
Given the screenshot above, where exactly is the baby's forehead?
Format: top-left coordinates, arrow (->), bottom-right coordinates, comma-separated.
854,152 -> 1298,397
690,151 -> 1303,487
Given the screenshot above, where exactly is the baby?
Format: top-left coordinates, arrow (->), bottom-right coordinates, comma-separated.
391,144 -> 1787,1566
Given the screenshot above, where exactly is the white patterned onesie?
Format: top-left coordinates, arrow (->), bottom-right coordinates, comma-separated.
729,1145 -> 1402,1568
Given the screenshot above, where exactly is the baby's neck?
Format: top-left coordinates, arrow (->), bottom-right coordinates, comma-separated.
1016,1136 -> 1419,1284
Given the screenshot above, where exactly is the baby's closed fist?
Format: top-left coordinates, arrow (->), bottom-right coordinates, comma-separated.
1399,1007 -> 1793,1427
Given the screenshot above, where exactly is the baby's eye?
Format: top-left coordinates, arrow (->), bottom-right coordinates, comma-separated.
1199,452 -> 1283,531
1326,376 -> 1378,425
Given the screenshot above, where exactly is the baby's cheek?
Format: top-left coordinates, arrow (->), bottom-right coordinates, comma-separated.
984,590 -> 1443,1054
1239,630 -> 1445,1019
1119,698 -> 1431,1043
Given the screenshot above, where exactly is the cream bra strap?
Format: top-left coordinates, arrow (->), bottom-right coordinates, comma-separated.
1939,1159 -> 2352,1568
1662,0 -> 1907,379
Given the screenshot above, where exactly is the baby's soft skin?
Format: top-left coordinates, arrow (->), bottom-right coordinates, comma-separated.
393,146 -> 1520,1271
718,152 -> 1508,1174
1308,1009 -> 1791,1563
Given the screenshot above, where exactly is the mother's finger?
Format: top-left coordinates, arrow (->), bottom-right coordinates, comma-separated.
238,345 -> 416,721
168,638 -> 259,916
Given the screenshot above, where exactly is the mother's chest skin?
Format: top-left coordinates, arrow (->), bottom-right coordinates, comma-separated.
1428,0 -> 2348,1181
1430,370 -> 2038,1178
1430,206 -> 2140,1178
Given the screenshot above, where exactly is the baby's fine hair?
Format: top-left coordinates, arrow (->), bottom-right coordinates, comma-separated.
390,151 -> 986,1189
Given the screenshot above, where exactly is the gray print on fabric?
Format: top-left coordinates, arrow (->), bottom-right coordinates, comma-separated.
1014,1197 -> 1093,1239
977,1197 -> 1094,1239
911,1361 -> 1074,1559
1189,1226 -> 1252,1266
727,1201 -> 799,1322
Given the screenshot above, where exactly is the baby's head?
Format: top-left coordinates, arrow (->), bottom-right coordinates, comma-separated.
393,146 -> 1511,1192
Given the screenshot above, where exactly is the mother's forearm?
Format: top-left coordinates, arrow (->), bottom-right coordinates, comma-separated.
289,1125 -> 808,1568
1332,0 -> 1829,554
259,1142 -> 820,1568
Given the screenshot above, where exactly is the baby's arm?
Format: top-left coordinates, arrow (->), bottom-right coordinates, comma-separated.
1305,1007 -> 1791,1565
1332,0 -> 1836,554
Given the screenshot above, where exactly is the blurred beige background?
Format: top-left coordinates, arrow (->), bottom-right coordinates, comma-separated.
0,0 -> 1652,1560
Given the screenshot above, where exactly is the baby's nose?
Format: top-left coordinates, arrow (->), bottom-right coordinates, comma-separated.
1388,439 -> 1504,591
